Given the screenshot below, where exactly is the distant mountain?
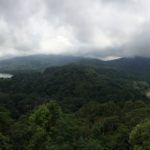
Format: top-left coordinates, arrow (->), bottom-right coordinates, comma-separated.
1,55 -> 150,82
107,57 -> 150,82
0,54 -> 84,71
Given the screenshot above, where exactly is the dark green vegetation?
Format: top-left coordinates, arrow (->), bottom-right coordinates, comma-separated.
107,57 -> 150,82
0,55 -> 150,150
0,55 -> 83,72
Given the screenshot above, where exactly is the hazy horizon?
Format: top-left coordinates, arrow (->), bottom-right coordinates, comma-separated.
0,0 -> 150,58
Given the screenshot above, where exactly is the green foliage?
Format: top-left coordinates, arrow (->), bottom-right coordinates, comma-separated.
0,63 -> 150,149
0,107 -> 13,133
0,132 -> 12,150
30,101 -> 61,129
0,65 -> 148,113
129,118 -> 150,150
0,99 -> 150,150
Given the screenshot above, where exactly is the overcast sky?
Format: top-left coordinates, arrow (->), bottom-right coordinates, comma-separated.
0,0 -> 150,59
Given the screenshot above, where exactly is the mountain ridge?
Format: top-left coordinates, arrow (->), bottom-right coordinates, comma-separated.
1,54 -> 150,82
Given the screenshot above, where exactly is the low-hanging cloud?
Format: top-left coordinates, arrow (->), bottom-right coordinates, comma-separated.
0,0 -> 150,58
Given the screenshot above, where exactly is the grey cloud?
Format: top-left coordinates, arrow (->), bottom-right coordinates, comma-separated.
0,0 -> 150,58
119,23 -> 150,58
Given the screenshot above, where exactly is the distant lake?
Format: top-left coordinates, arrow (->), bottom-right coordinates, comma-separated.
0,73 -> 13,79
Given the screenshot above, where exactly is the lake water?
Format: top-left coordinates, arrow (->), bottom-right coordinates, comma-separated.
0,73 -> 13,79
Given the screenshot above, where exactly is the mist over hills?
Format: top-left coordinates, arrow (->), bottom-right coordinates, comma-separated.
0,55 -> 83,71
1,54 -> 150,82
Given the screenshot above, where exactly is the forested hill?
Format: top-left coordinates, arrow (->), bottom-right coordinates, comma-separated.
0,59 -> 150,149
1,55 -> 150,82
107,57 -> 150,82
0,65 -> 148,101
0,64 -> 149,113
